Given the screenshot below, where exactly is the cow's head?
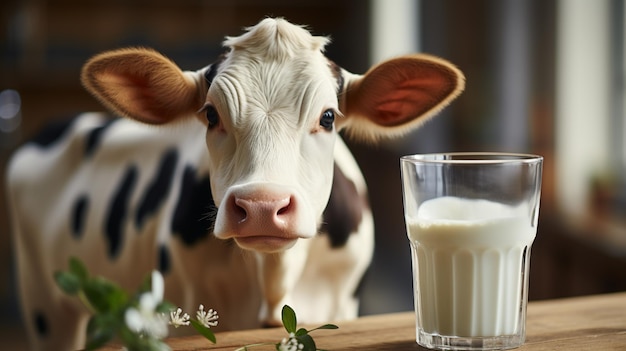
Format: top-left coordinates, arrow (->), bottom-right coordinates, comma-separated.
81,18 -> 464,253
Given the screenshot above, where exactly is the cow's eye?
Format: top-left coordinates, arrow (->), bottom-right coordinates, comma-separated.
320,109 -> 335,131
205,105 -> 220,128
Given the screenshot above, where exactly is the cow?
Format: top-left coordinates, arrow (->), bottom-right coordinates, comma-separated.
6,18 -> 464,350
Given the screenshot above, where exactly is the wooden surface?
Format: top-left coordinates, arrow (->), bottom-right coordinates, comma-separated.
105,292 -> 626,350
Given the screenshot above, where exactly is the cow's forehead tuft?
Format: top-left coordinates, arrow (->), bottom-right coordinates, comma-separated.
223,18 -> 329,60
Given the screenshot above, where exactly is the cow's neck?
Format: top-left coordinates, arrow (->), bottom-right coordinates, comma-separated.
254,238 -> 313,325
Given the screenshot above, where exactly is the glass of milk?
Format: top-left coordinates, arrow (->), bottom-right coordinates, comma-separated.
400,153 -> 542,350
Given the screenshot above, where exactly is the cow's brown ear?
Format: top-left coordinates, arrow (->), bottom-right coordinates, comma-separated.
81,48 -> 204,125
337,54 -> 464,141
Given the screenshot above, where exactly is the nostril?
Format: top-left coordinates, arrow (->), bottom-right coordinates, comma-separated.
232,197 -> 248,223
276,196 -> 293,216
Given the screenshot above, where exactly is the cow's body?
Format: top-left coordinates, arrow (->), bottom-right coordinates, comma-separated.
7,18 -> 464,350
9,113 -> 372,347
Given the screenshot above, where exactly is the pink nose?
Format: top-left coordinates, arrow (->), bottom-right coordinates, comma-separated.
232,194 -> 294,229
219,184 -> 302,251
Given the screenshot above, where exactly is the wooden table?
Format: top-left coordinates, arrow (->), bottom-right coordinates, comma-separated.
107,292 -> 626,350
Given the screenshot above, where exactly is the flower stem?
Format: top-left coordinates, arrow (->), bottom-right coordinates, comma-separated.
77,290 -> 96,315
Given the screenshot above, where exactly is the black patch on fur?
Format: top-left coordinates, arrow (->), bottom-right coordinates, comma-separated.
71,195 -> 89,239
171,166 -> 216,246
28,118 -> 75,148
329,60 -> 345,95
321,164 -> 365,248
85,118 -> 116,158
203,54 -> 227,86
105,166 -> 138,258
33,310 -> 48,337
158,245 -> 171,274
135,149 -> 179,230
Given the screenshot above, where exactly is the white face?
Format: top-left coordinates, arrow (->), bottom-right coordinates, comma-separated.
79,18 -> 465,253
204,53 -> 340,253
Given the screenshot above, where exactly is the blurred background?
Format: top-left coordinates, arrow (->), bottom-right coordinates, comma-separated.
2,0 -> 626,348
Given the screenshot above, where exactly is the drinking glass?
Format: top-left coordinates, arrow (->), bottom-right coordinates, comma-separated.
400,153 -> 543,350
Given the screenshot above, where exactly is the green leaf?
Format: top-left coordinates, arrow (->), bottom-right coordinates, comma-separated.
308,324 -> 339,332
69,257 -> 89,282
82,277 -> 127,313
85,314 -> 116,350
190,319 -> 217,343
281,305 -> 297,334
295,327 -> 308,337
117,326 -> 139,348
296,333 -> 316,351
54,271 -> 81,295
144,338 -> 173,351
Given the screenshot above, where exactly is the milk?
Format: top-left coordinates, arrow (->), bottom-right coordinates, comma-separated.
406,196 -> 536,337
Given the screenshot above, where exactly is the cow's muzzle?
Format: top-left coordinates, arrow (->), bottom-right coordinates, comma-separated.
213,182 -> 316,252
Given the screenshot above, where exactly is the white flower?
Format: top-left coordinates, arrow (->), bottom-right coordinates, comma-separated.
169,307 -> 190,328
196,304 -> 219,328
278,333 -> 304,351
124,271 -> 168,339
